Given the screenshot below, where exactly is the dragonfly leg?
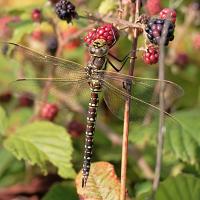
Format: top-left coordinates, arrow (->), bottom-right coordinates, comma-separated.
108,58 -> 128,72
108,52 -> 130,62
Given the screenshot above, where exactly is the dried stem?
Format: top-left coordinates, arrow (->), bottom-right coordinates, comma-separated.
83,13 -> 142,30
151,22 -> 170,200
120,1 -> 141,200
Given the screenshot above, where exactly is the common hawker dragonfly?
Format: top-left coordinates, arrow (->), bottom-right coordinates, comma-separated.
0,40 -> 183,187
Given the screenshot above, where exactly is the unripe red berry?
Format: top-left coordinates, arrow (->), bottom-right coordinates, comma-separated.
175,52 -> 189,68
18,94 -> 34,107
160,8 -> 176,24
32,9 -> 42,22
145,0 -> 162,16
40,103 -> 59,121
193,34 -> 200,50
62,27 -> 80,50
0,91 -> 12,102
143,45 -> 159,65
67,120 -> 85,138
84,29 -> 97,46
84,24 -> 119,48
32,30 -> 43,41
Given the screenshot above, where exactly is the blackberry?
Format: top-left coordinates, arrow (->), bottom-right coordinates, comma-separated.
143,45 -> 159,65
46,36 -> 58,56
40,103 -> 59,121
18,94 -> 34,107
145,18 -> 175,46
160,8 -> 176,24
145,0 -> 162,16
67,120 -> 85,138
175,52 -> 189,68
84,24 -> 119,47
0,91 -> 12,102
32,9 -> 42,22
55,0 -> 78,23
191,1 -> 200,11
193,34 -> 200,50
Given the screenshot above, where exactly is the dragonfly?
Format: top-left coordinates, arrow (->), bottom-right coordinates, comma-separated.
0,40 -> 183,187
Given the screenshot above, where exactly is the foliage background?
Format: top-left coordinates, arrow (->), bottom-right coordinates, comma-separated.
0,0 -> 200,199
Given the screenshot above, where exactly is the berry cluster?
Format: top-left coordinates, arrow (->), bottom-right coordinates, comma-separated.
55,0 -> 77,23
145,18 -> 175,46
31,9 -> 42,22
40,103 -> 59,121
84,24 -> 119,47
143,45 -> 159,65
160,8 -> 176,23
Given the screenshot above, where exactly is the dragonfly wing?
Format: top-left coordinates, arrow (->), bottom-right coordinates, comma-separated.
101,71 -> 184,122
0,42 -> 86,79
0,42 -> 86,96
0,42 -> 89,106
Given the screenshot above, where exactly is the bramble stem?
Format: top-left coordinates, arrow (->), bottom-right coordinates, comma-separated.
120,1 -> 141,200
151,21 -> 170,200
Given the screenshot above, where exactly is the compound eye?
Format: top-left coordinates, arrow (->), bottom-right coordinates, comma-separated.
90,47 -> 95,54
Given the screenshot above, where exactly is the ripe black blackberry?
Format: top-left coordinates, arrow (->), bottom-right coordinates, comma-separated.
145,18 -> 175,46
46,36 -> 58,56
55,0 -> 78,23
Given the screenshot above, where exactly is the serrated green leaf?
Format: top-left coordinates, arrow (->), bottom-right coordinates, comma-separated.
156,174 -> 200,200
0,148 -> 25,187
0,106 -> 8,136
129,109 -> 200,164
76,162 -> 131,200
4,121 -> 76,179
42,182 -> 78,200
98,0 -> 117,15
137,174 -> 200,200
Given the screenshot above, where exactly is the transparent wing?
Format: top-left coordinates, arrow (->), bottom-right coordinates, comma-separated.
0,42 -> 88,102
101,71 -> 184,122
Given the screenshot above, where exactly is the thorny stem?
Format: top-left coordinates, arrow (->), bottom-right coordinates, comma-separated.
151,22 -> 170,200
120,1 -> 141,200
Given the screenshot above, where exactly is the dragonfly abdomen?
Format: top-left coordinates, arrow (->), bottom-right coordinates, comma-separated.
82,83 -> 101,187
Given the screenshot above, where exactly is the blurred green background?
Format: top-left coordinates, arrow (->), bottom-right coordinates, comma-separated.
0,0 -> 200,199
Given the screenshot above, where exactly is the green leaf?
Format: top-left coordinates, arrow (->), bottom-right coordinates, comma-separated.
137,174 -> 200,200
156,174 -> 200,200
10,20 -> 35,43
0,148 -> 25,187
76,162 -> 131,200
129,109 -> 200,164
4,121 -> 76,179
7,108 -> 32,129
98,0 -> 117,15
0,106 -> 7,136
42,182 -> 78,200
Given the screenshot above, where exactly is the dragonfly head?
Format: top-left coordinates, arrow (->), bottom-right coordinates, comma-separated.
89,39 -> 109,57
